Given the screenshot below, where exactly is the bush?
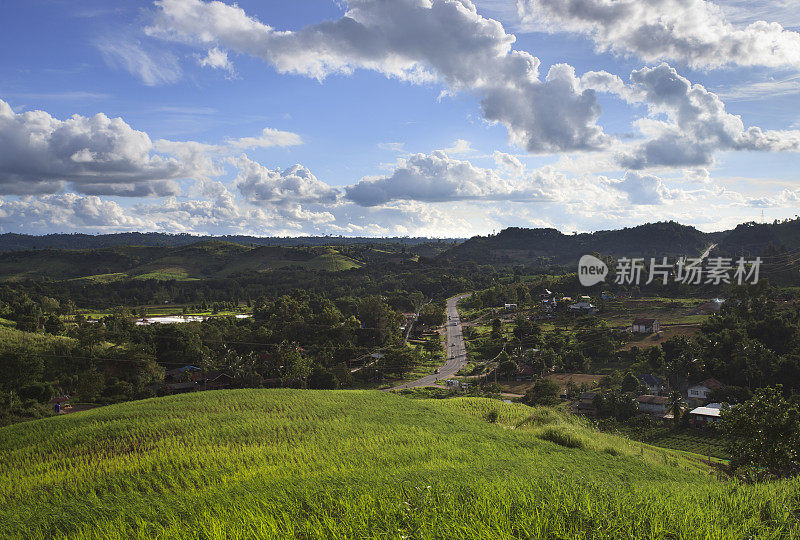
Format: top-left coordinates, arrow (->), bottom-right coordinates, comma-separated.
18,382 -> 54,404
485,410 -> 499,423
537,427 -> 585,449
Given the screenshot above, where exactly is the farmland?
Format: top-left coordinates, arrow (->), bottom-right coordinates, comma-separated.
1,390 -> 798,539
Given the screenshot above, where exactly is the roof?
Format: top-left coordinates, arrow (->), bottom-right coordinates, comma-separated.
691,378 -> 726,391
632,318 -> 657,325
690,403 -> 723,417
638,374 -> 666,387
636,395 -> 668,405
515,364 -> 539,376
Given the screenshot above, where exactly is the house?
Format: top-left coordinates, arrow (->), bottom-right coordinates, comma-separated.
504,303 -> 518,310
636,394 -> 669,417
575,392 -> 597,415
445,379 -> 459,388
569,301 -> 596,313
689,403 -> 723,425
514,363 -> 539,381
637,374 -> 667,395
688,378 -> 726,403
632,318 -> 660,333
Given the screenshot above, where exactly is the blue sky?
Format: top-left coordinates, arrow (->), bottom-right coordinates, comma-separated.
1,0 -> 799,237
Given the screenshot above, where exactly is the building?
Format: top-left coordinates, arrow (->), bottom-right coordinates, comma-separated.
632,318 -> 660,333
569,301 -> 596,313
636,394 -> 669,417
514,364 -> 539,381
504,303 -> 518,310
575,392 -> 597,415
637,374 -> 667,395
688,378 -> 726,403
689,403 -> 723,425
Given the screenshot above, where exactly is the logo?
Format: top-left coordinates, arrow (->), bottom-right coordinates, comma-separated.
578,255 -> 608,287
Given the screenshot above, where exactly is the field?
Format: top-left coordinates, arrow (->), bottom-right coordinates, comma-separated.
1,390 -> 799,538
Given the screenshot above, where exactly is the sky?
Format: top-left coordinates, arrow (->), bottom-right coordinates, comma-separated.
0,0 -> 799,237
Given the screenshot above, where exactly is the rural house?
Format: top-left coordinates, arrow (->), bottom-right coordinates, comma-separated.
689,403 -> 723,426
688,378 -> 726,403
636,395 -> 669,418
574,392 -> 597,415
632,318 -> 660,333
637,374 -> 667,395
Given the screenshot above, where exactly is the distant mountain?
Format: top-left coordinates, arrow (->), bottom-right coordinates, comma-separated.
0,242 -> 370,282
715,220 -> 800,258
0,232 -> 464,253
441,222 -> 713,266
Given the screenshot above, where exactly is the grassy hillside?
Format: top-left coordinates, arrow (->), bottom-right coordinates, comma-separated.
1,390 -> 797,538
0,242 -> 364,282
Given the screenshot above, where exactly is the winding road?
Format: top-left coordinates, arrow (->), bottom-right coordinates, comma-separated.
393,294 -> 470,390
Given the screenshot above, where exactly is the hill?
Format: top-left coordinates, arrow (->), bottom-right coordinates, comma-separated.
442,222 -> 713,266
0,241 -> 366,282
1,390 -> 797,538
0,232 -> 463,253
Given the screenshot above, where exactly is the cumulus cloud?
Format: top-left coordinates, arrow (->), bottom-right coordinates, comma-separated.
198,47 -> 234,74
345,150 -> 573,206
0,98 -> 191,196
233,155 -> 340,205
517,0 -> 800,71
0,194 -> 152,231
146,0 -> 613,153
609,171 -> 682,205
613,64 -> 800,169
226,127 -> 303,149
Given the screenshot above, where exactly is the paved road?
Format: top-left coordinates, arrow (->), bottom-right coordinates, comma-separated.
392,294 -> 470,390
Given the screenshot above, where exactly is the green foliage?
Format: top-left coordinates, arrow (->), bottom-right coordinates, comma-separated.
719,386 -> 800,479
523,378 -> 560,406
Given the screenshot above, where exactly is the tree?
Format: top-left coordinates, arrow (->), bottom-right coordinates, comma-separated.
523,378 -> 560,406
665,389 -> 686,429
44,314 -> 65,335
621,373 -> 640,393
307,366 -> 340,389
718,386 -> 800,479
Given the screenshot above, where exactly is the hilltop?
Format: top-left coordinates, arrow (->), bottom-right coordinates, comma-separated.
440,218 -> 800,267
0,389 -> 797,538
0,241 -> 366,282
441,222 -> 715,266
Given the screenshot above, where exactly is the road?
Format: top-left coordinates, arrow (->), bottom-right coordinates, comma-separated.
392,294 -> 470,390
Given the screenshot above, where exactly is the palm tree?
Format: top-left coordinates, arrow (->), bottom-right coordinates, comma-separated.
666,389 -> 687,429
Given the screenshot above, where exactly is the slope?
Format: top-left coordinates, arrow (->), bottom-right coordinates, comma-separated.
0,389 -> 797,539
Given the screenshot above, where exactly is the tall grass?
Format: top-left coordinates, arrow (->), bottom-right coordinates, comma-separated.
0,389 -> 798,539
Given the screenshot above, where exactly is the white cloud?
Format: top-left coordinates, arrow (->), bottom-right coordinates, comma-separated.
346,150 -> 578,206
226,127 -> 303,149
233,155 -> 340,205
442,139 -> 473,155
613,64 -> 800,169
97,37 -> 182,86
517,0 -> 800,71
146,0 -> 613,154
610,171 -> 682,205
0,98 -> 190,196
0,194 -> 152,231
198,47 -> 234,74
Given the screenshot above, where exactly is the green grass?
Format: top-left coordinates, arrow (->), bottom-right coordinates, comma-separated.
0,324 -> 75,355
1,390 -> 798,539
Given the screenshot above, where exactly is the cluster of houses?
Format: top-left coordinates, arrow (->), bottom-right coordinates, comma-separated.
540,290 -> 597,315
575,375 -> 728,426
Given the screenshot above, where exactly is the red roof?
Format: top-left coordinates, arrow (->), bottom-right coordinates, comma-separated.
695,378 -> 726,391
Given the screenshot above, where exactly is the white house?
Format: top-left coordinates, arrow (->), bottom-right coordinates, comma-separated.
688,378 -> 725,402
636,395 -> 669,417
569,302 -> 596,313
632,318 -> 660,333
689,403 -> 723,425
504,303 -> 518,310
